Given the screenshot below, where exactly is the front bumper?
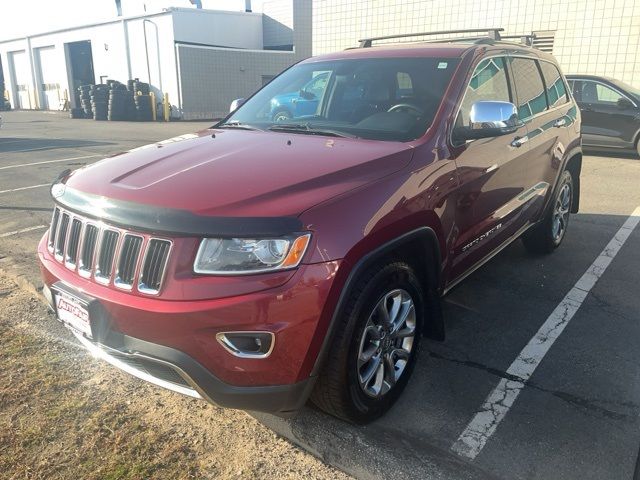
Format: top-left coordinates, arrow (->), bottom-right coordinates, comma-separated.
38,234 -> 341,415
67,320 -> 315,416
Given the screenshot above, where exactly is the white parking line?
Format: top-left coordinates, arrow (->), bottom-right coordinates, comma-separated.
0,225 -> 48,238
0,183 -> 49,195
0,154 -> 101,171
452,206 -> 640,460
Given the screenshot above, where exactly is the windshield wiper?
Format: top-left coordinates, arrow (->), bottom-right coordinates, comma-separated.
216,121 -> 261,131
268,123 -> 356,138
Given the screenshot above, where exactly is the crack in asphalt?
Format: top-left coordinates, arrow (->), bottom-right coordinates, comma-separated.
431,351 -> 639,421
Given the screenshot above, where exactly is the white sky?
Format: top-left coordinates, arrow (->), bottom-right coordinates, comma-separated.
1,0 -> 264,41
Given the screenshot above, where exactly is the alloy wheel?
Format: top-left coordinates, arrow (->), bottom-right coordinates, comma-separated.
552,182 -> 571,242
357,289 -> 416,398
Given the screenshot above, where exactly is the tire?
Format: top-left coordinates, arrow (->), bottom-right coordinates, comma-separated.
522,170 -> 573,254
311,261 -> 424,424
272,109 -> 292,122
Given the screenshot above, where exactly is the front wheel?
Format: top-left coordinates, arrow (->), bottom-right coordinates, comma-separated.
522,169 -> 573,254
310,261 -> 424,424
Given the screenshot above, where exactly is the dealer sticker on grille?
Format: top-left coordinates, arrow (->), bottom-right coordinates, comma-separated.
55,291 -> 92,338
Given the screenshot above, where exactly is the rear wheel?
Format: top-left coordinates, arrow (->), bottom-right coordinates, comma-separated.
522,169 -> 573,254
311,261 -> 424,424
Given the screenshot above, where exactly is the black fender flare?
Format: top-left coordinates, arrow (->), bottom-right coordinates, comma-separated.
310,226 -> 444,377
563,145 -> 582,213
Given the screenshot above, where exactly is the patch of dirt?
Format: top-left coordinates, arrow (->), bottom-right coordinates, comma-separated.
0,273 -> 350,480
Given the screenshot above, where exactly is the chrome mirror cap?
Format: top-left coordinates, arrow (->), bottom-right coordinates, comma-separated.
454,100 -> 524,143
469,100 -> 521,130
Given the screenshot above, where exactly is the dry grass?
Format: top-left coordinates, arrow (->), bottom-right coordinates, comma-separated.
0,276 -> 349,480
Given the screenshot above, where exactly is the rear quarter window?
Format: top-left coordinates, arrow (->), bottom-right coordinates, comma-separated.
510,57 -> 547,119
539,61 -> 569,108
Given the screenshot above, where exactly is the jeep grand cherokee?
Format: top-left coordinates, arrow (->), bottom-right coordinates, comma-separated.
39,30 -> 581,424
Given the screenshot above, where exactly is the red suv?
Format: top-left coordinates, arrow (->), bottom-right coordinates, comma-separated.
39,30 -> 582,423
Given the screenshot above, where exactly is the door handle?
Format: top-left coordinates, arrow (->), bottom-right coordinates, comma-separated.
554,118 -> 567,128
511,136 -> 528,148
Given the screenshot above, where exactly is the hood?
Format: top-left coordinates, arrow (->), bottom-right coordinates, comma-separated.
64,129 -> 414,218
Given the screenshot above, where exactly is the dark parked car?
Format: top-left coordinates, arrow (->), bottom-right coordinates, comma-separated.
39,29 -> 582,424
567,75 -> 640,156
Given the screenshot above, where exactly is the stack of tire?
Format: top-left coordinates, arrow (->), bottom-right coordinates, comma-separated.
90,84 -> 109,121
78,85 -> 92,118
132,80 -> 153,121
107,81 -> 129,121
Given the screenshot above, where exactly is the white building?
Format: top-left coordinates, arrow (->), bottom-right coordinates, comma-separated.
0,0 -> 311,119
313,0 -> 640,88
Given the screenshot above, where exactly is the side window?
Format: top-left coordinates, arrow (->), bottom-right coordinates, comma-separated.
510,58 -> 547,119
539,61 -> 569,108
587,82 -> 626,105
305,72 -> 330,98
458,57 -> 511,126
568,80 -> 582,101
396,72 -> 413,98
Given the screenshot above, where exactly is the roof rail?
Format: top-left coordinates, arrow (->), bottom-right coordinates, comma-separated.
358,28 -> 504,48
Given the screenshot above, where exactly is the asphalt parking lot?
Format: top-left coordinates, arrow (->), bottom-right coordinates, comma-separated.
1,110 -> 639,480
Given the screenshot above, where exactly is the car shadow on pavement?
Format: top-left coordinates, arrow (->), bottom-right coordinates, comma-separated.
0,137 -> 114,153
252,212 -> 640,480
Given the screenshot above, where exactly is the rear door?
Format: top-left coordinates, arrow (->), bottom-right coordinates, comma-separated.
573,79 -> 638,148
508,57 -> 576,220
449,56 -> 532,281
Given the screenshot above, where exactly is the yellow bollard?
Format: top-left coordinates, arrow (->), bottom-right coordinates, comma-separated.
150,91 -> 156,121
163,93 -> 170,122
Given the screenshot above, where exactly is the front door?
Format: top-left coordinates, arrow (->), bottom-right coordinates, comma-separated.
572,79 -> 639,148
449,56 -> 532,281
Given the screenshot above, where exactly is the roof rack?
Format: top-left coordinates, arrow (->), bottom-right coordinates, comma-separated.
501,34 -> 535,46
358,28 -> 504,48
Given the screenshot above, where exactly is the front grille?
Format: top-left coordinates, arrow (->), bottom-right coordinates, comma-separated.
48,206 -> 171,294
139,239 -> 171,294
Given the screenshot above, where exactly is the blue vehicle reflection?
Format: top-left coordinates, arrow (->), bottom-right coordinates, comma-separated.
269,72 -> 330,121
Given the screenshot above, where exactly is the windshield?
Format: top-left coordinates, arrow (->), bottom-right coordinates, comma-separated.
223,57 -> 460,141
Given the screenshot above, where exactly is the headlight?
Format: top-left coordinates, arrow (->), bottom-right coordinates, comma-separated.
194,234 -> 311,275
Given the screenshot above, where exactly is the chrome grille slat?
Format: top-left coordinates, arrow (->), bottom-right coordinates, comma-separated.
115,235 -> 143,289
139,239 -> 171,295
48,208 -> 60,251
79,224 -> 99,276
48,207 -> 171,294
65,218 -> 83,267
96,230 -> 120,282
54,213 -> 70,260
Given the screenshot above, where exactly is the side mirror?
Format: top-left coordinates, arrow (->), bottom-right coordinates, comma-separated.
454,101 -> 524,142
229,98 -> 245,113
617,97 -> 634,109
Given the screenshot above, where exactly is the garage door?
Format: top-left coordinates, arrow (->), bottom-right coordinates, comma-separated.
10,50 -> 31,109
36,46 -> 64,110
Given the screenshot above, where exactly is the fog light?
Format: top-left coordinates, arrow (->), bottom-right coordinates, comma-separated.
216,331 -> 274,358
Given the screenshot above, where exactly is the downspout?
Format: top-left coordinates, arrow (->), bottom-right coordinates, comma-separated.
143,19 -> 162,92
122,19 -> 132,79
